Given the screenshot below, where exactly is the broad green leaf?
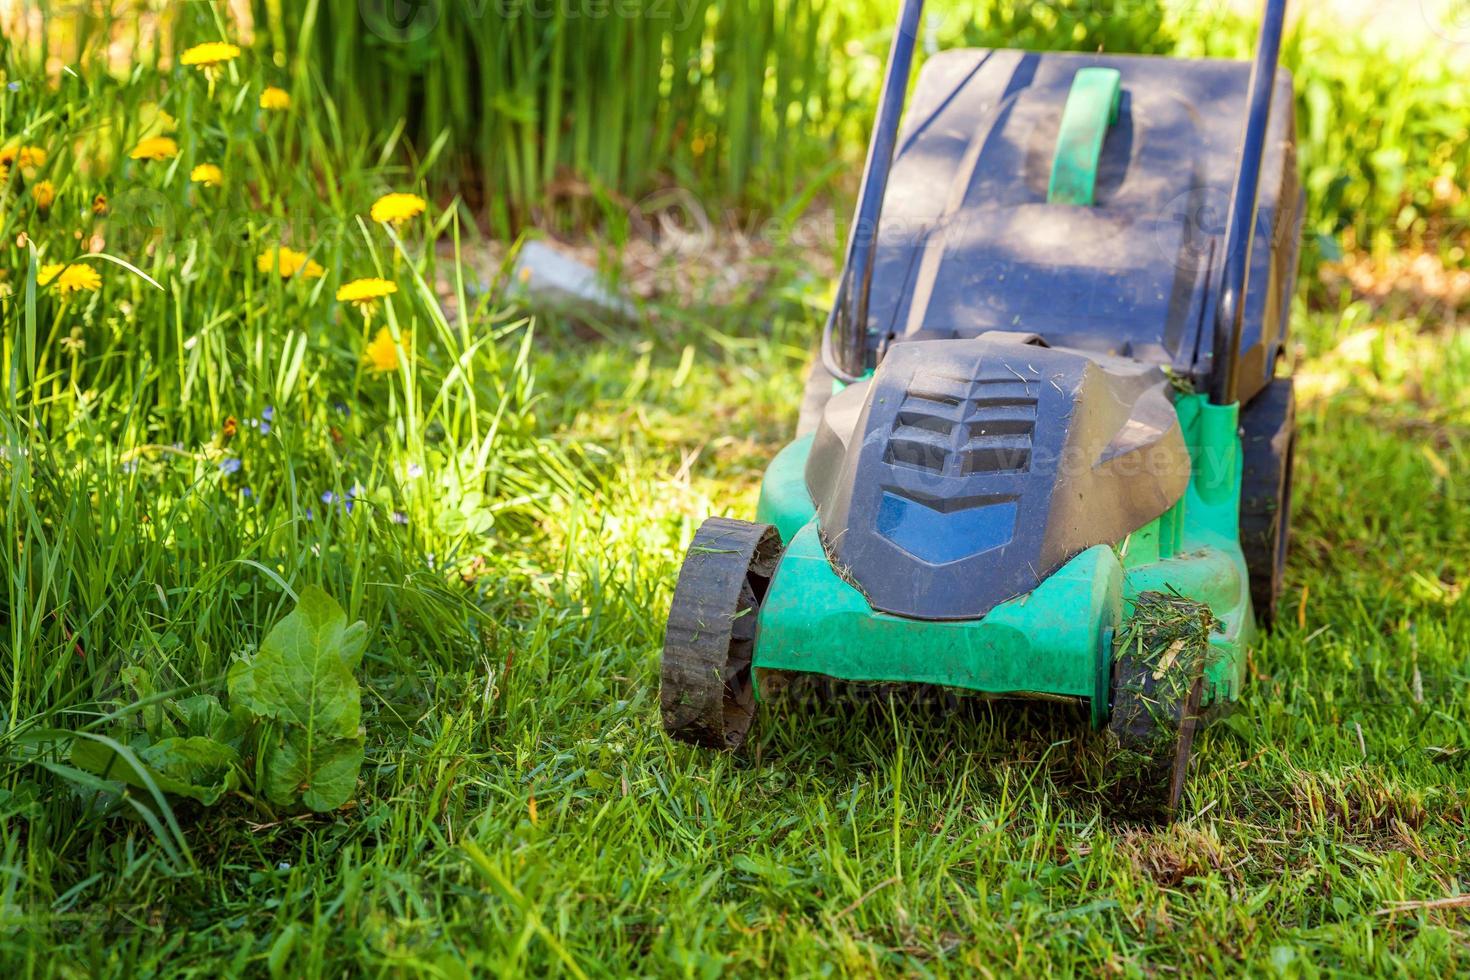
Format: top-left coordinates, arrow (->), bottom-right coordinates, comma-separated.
228,586 -> 368,740
263,729 -> 364,813
73,735 -> 240,805
172,694 -> 253,749
172,694 -> 225,737
229,587 -> 370,811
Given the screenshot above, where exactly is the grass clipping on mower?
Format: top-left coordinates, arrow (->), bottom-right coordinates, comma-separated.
1104,590 -> 1220,817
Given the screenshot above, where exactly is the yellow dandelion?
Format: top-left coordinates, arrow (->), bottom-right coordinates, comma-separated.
259,86 -> 291,111
31,180 -> 55,211
129,136 -> 179,161
257,246 -> 325,280
92,193 -> 109,216
0,145 -> 45,168
1,144 -> 45,181
336,277 -> 396,320
369,192 -> 427,225
179,42 -> 241,69
38,262 -> 102,296
190,163 -> 224,187
363,326 -> 407,373
336,277 -> 398,316
336,278 -> 398,304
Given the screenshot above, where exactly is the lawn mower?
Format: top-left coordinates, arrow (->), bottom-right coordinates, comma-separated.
662,0 -> 1302,815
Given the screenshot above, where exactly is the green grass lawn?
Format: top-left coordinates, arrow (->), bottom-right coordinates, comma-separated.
5,265 -> 1467,975
2,6 -> 1469,977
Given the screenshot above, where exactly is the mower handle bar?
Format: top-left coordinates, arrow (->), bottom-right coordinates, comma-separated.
822,0 -> 925,384
1209,0 -> 1289,405
822,0 -> 1290,405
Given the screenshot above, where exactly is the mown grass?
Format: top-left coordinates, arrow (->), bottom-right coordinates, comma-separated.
7,269 -> 1466,974
1,2 -> 1468,976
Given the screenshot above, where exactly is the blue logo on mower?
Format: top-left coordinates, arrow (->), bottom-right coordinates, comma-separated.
875,491 -> 1017,565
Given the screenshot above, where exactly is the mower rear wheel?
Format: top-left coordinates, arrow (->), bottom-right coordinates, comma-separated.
661,517 -> 783,750
1239,377 -> 1296,628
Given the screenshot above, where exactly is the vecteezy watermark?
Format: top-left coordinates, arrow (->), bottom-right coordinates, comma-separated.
1420,0 -> 1470,44
629,187 -> 715,259
96,188 -> 357,262
360,0 -> 442,43
1157,185 -> 1231,276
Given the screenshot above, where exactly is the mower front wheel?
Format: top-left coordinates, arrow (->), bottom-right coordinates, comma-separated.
661,517 -> 783,750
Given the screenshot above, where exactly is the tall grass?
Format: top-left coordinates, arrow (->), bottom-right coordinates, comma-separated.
254,0 -> 858,229
0,20 -> 586,833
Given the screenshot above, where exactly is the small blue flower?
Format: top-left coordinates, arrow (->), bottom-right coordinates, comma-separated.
6,82 -> 20,93
406,463 -> 424,479
121,460 -> 139,474
334,401 -> 351,416
259,420 -> 272,436
218,457 -> 242,476
321,490 -> 338,505
241,486 -> 254,499
261,406 -> 275,422
391,511 -> 409,525
304,507 -> 314,520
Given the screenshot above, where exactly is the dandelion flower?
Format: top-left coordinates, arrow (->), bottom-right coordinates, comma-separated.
31,180 -> 55,211
257,246 -> 324,280
0,144 -> 46,169
336,277 -> 397,317
129,136 -> 179,161
179,42 -> 241,70
38,262 -> 102,295
370,192 -> 426,225
259,86 -> 291,111
363,326 -> 406,373
190,163 -> 224,187
92,193 -> 109,216
1,144 -> 45,182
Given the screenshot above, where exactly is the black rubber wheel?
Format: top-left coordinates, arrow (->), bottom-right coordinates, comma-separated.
1105,593 -> 1215,820
1239,377 -> 1296,629
661,517 -> 783,750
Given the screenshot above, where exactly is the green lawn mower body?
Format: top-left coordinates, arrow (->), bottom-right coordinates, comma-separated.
754,390 -> 1256,726
662,0 -> 1302,815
